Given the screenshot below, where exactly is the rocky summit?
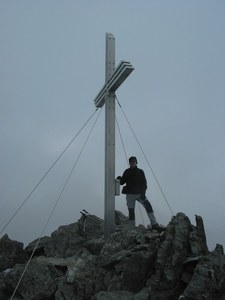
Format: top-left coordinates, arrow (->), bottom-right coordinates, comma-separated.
0,211 -> 225,300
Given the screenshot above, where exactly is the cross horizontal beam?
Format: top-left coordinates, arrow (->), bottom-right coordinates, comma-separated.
94,60 -> 134,108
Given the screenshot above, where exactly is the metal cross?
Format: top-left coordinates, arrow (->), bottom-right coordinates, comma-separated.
93,33 -> 134,238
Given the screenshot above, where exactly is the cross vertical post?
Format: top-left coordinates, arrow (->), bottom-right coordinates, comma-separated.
93,33 -> 134,239
104,33 -> 115,238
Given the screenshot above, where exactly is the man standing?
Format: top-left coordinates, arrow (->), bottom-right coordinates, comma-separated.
117,156 -> 165,231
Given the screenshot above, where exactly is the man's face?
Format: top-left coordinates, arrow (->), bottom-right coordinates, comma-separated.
129,160 -> 137,168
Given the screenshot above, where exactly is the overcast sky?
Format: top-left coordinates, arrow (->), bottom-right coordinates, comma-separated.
1,1 -> 225,250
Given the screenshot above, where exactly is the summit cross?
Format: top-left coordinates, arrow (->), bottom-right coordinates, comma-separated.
93,33 -> 134,238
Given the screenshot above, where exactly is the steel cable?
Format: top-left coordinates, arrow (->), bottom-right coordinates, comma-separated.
9,108 -> 102,300
0,108 -> 99,236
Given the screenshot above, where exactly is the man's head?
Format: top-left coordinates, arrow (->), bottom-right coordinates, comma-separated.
129,156 -> 138,167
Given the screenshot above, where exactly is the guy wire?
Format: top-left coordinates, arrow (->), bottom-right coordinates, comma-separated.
9,108 -> 102,300
0,108 -> 99,236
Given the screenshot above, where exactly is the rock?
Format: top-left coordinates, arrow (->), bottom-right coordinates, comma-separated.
94,290 -> 134,300
1,211 -> 225,300
55,277 -> 77,300
149,212 -> 192,299
182,256 -> 201,284
26,222 -> 85,258
25,236 -> 52,256
0,235 -> 28,272
85,237 -> 105,254
3,261 -> 59,299
189,215 -> 208,256
181,244 -> 225,299
93,287 -> 152,300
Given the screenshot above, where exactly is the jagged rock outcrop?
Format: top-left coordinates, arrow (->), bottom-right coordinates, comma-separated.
0,234 -> 28,272
0,211 -> 225,300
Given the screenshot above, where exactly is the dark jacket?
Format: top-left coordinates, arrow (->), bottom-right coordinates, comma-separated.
120,166 -> 147,195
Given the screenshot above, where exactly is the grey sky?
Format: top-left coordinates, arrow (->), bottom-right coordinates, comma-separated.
1,1 -> 225,250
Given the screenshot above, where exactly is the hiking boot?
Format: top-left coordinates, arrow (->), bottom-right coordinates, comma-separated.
152,224 -> 166,232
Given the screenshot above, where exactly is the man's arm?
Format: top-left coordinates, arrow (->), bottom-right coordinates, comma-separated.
117,169 -> 127,185
140,170 -> 147,199
142,170 -> 147,190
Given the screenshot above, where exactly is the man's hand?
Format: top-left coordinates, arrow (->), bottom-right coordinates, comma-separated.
116,176 -> 122,180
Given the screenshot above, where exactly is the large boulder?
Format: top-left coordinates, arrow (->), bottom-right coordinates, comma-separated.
0,235 -> 28,272
26,215 -> 104,258
180,244 -> 225,299
3,261 -> 59,299
149,212 -> 193,299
